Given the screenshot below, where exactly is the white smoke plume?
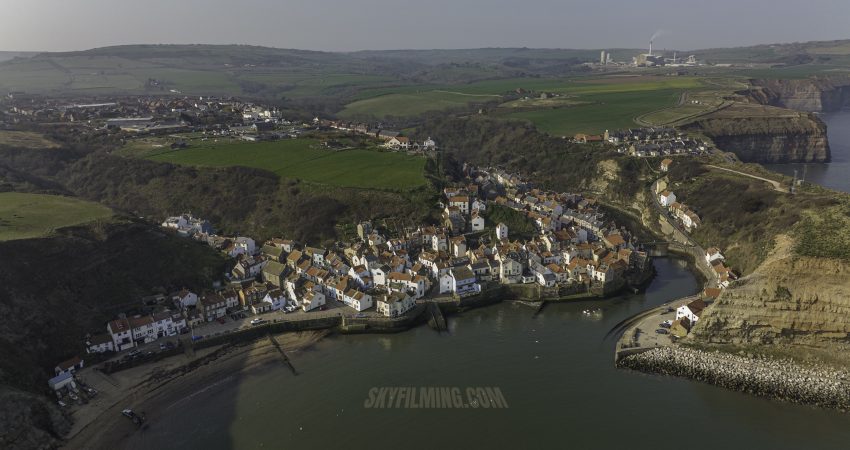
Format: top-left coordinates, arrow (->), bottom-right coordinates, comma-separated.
650,29 -> 669,42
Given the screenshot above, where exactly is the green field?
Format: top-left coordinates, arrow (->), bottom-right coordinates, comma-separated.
343,75 -> 703,133
142,138 -> 427,190
504,89 -> 681,135
340,89 -> 500,118
0,131 -> 59,149
0,192 -> 113,240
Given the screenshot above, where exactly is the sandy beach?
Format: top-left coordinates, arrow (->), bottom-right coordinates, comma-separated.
62,330 -> 328,450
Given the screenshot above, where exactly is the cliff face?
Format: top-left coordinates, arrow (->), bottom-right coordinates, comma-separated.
684,112 -> 830,163
748,77 -> 850,112
690,236 -> 850,361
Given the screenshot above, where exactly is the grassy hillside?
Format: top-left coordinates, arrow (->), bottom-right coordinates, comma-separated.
0,192 -> 113,240
0,131 -> 59,149
0,219 -> 226,392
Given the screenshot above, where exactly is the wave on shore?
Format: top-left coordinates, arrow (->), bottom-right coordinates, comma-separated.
617,346 -> 850,410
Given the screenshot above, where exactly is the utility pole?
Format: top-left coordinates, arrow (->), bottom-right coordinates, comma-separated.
791,169 -> 798,194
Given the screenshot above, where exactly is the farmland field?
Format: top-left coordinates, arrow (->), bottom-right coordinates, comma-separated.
343,75 -> 703,133
339,89 -> 500,118
503,89 -> 681,135
142,138 -> 427,190
0,192 -> 113,240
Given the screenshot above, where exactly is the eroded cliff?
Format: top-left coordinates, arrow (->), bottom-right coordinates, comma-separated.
748,77 -> 850,112
689,235 -> 850,364
683,106 -> 830,163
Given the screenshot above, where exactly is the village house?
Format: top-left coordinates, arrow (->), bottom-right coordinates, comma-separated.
342,289 -> 373,311
496,222 -> 509,241
376,291 -> 416,318
705,247 -> 725,264
449,195 -> 470,214
676,298 -> 706,326
251,301 -> 273,315
263,261 -> 289,287
55,356 -> 84,376
107,318 -> 134,351
199,293 -> 227,321
173,289 -> 198,309
262,288 -> 288,311
300,287 -> 326,312
385,136 -> 410,149
86,334 -> 115,354
658,190 -> 676,207
128,315 -> 156,344
660,158 -> 673,172
440,266 -> 481,296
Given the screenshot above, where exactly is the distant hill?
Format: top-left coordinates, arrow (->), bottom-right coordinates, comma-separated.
690,39 -> 850,65
0,44 -> 605,98
0,51 -> 37,62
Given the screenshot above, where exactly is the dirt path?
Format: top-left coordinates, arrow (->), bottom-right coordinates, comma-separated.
706,165 -> 789,193
431,90 -> 501,97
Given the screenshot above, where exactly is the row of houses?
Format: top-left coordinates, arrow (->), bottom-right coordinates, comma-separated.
657,189 -> 701,231
322,119 -> 436,152
86,310 -> 188,354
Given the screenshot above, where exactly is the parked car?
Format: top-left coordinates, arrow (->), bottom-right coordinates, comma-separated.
160,343 -> 167,350
250,318 -> 266,326
655,329 -> 669,335
217,317 -> 227,324
128,349 -> 141,357
57,400 -> 67,408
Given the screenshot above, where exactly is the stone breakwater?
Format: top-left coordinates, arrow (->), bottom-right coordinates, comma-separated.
617,346 -> 850,410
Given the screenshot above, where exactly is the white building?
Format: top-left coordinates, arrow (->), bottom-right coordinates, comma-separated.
377,292 -> 416,317
423,137 -> 436,151
659,191 -> 676,207
86,334 -> 115,354
263,289 -> 287,310
676,299 -> 707,325
301,288 -> 326,312
496,223 -> 509,241
470,213 -> 485,232
705,247 -> 725,264
342,289 -> 373,311
173,289 -> 198,309
440,266 -> 481,296
499,258 -> 522,283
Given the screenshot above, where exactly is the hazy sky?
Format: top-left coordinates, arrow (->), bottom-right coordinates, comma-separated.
2,0 -> 848,52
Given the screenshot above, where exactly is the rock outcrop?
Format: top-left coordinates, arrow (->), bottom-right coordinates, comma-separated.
748,77 -> 850,112
684,110 -> 830,163
689,236 -> 850,360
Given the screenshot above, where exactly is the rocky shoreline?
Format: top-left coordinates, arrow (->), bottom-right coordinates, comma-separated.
617,346 -> 850,411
